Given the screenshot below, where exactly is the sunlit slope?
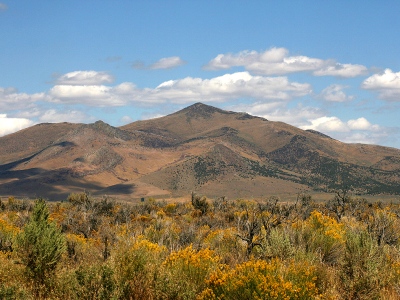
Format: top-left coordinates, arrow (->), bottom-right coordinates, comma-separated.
0,103 -> 399,200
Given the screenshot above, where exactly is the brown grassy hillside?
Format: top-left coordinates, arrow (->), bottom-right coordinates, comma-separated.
0,103 -> 399,200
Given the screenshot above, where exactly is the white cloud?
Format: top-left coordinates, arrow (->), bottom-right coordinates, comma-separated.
347,117 -> 380,131
341,132 -> 388,145
232,101 -> 390,145
319,84 -> 354,102
3,70 -> 312,110
120,115 -> 133,124
362,69 -> 400,101
39,109 -> 90,123
205,47 -> 367,77
301,116 -> 381,133
48,84 -> 131,106
0,114 -> 34,137
149,56 -> 186,69
362,69 -> 400,89
0,87 -> 47,111
15,108 -> 42,119
47,71 -> 311,106
299,115 -> 385,144
205,48 -> 324,74
55,71 -> 114,85
0,3 -> 7,11
140,113 -> 165,120
300,116 -> 388,144
301,116 -> 349,132
151,72 -> 312,103
231,101 -> 324,127
314,63 -> 368,77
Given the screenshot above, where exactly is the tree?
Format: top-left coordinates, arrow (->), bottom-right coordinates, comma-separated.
15,199 -> 66,297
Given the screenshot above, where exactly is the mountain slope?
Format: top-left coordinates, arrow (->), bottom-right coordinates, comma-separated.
0,103 -> 399,200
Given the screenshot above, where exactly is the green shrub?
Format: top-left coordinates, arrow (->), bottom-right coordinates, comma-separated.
74,264 -> 115,300
15,199 -> 66,297
339,230 -> 388,299
191,192 -> 209,216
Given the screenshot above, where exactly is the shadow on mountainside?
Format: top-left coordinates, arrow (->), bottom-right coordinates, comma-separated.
93,183 -> 136,196
0,141 -> 77,172
0,167 -> 124,201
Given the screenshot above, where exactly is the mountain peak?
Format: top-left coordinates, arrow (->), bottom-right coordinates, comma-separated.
76,120 -> 132,140
176,102 -> 234,119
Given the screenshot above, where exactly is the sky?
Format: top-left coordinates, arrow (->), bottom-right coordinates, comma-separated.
1,1 -> 400,149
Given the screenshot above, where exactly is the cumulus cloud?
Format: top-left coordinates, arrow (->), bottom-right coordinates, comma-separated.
301,116 -> 349,132
362,69 -> 400,101
39,109 -> 91,123
15,108 -> 42,119
120,115 -> 134,125
0,114 -> 34,137
47,71 -> 312,106
341,132 -> 389,145
140,113 -> 165,120
301,116 -> 386,144
205,48 -> 323,74
133,57 -> 186,70
0,87 -> 47,112
48,84 -> 133,106
151,72 -> 311,103
149,56 -> 186,69
204,47 -> 368,77
301,116 -> 380,133
0,3 -> 7,11
55,71 -> 114,85
314,63 -> 368,77
3,69 -> 312,109
319,84 -> 354,102
231,101 -> 323,126
232,101 -> 389,145
347,117 -> 380,131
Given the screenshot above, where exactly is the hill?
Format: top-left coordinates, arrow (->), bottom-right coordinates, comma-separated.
0,103 -> 399,200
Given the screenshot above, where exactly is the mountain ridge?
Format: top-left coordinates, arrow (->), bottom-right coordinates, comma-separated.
0,103 -> 399,200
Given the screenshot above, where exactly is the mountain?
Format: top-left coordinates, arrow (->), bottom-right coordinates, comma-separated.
0,103 -> 399,200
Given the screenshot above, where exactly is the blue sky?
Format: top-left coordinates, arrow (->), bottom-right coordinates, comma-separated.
1,1 -> 400,149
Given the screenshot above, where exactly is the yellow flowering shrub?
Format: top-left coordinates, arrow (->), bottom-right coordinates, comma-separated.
203,227 -> 246,264
161,245 -> 220,299
131,236 -> 166,253
164,202 -> 177,215
0,251 -> 28,297
0,216 -> 20,251
306,211 -> 345,242
113,236 -> 166,299
145,217 -> 183,249
64,232 -> 105,264
199,258 -> 320,300
49,204 -> 67,225
164,245 -> 220,277
294,211 -> 345,264
66,233 -> 88,247
0,217 -> 20,237
156,208 -> 166,219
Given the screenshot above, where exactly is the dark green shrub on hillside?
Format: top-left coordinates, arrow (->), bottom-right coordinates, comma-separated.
191,192 -> 209,215
15,199 -> 66,297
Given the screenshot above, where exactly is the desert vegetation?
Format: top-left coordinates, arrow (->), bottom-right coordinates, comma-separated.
1,192 -> 400,299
